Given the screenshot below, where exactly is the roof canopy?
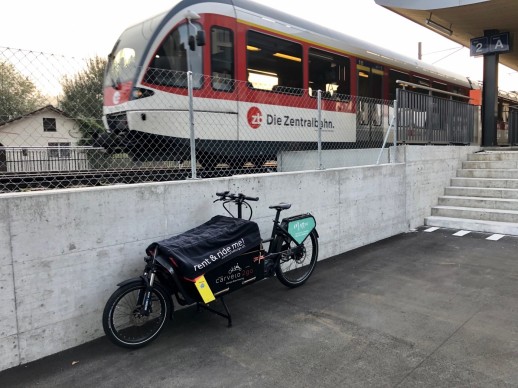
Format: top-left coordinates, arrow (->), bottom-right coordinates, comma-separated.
375,0 -> 518,73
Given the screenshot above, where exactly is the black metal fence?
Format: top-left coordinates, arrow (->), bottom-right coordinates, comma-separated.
396,88 -> 477,145
0,147 -> 153,173
509,107 -> 518,146
0,147 -> 90,172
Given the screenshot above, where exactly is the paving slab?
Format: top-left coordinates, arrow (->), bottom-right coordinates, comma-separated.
0,227 -> 517,388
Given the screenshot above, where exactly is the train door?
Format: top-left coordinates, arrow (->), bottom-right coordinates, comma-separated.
388,69 -> 410,101
356,60 -> 384,142
202,25 -> 240,166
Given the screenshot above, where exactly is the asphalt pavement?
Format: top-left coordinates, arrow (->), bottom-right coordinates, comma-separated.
1,226 -> 517,388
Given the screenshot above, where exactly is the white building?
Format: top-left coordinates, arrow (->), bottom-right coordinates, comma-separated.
0,105 -> 89,172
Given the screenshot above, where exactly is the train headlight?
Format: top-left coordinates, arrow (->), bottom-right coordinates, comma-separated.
131,88 -> 154,100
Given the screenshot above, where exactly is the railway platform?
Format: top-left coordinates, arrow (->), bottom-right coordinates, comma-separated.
0,226 -> 517,387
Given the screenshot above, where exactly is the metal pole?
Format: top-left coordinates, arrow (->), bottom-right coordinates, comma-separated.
393,99 -> 398,150
187,71 -> 197,179
317,90 -> 323,170
376,102 -> 395,165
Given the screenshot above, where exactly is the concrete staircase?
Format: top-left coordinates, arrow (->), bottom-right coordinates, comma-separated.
425,150 -> 518,235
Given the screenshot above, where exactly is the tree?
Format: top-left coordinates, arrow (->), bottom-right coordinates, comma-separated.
60,56 -> 107,145
0,61 -> 47,123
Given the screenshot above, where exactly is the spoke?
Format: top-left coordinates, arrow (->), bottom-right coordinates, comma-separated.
110,286 -> 165,343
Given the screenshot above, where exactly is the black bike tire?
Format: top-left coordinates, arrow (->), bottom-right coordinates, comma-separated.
275,230 -> 318,288
102,281 -> 171,349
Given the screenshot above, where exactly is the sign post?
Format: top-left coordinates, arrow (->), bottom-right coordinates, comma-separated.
470,31 -> 511,147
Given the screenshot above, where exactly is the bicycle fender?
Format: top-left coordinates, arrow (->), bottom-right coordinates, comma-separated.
116,276 -> 149,288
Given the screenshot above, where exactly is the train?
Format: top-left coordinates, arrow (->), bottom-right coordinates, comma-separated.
100,0 -> 516,165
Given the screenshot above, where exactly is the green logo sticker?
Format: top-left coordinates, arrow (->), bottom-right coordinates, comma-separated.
288,217 -> 315,244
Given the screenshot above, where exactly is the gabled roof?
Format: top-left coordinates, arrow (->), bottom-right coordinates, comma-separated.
0,105 -> 72,128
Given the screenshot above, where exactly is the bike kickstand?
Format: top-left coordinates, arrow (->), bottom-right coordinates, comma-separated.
220,296 -> 232,328
196,296 -> 232,327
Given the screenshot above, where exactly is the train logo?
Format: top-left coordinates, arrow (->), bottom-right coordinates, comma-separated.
112,91 -> 121,105
247,107 -> 263,129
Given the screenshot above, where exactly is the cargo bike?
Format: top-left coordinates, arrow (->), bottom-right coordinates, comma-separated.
102,191 -> 319,348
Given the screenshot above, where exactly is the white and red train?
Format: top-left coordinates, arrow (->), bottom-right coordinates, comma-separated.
101,0 -> 512,164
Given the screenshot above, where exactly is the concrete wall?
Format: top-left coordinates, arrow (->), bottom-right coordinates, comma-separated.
278,148 -> 391,171
0,145 -> 479,371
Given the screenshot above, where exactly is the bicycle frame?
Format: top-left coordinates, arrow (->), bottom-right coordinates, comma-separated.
172,195 -> 310,310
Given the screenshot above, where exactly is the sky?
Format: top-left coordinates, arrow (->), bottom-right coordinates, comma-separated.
1,0 -> 517,92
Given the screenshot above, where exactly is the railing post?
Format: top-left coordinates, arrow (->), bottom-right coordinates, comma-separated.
187,71 -> 197,179
317,89 -> 323,170
396,88 -> 405,143
510,106 -> 518,145
393,99 -> 398,147
376,99 -> 397,165
448,99 -> 454,143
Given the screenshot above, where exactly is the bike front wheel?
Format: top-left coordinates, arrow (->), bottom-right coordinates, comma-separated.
102,281 -> 171,349
275,230 -> 318,288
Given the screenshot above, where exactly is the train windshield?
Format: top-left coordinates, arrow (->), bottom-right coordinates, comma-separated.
104,22 -> 151,88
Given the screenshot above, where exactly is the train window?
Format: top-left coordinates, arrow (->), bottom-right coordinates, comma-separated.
211,27 -> 234,92
106,47 -> 137,87
433,81 -> 448,93
246,31 -> 302,94
357,61 -> 383,100
412,75 -> 431,94
308,48 -> 350,99
145,23 -> 203,88
388,69 -> 409,100
451,86 -> 469,101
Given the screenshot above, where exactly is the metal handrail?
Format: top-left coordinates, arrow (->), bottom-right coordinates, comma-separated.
396,80 -> 471,100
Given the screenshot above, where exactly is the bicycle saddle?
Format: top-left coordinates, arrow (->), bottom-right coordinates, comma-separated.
269,202 -> 291,210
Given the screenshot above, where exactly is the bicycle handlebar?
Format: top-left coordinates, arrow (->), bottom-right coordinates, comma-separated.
216,191 -> 259,202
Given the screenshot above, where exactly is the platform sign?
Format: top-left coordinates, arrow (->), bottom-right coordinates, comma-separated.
470,36 -> 489,56
470,32 -> 510,56
490,32 -> 510,54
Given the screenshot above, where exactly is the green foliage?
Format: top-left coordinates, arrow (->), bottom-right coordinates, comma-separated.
0,61 -> 47,123
60,56 -> 107,145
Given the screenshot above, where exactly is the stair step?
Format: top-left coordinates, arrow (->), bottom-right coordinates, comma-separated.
431,205 -> 518,223
462,160 -> 518,169
450,177 -> 518,189
468,151 -> 518,161
456,169 -> 518,179
427,150 -> 518,235
445,186 -> 518,199
424,216 -> 518,236
438,195 -> 518,210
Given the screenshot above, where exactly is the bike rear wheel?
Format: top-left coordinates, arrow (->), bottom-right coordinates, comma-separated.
102,281 -> 171,349
275,230 -> 318,288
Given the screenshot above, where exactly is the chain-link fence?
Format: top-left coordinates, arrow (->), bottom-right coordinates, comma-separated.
0,47 -> 397,193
